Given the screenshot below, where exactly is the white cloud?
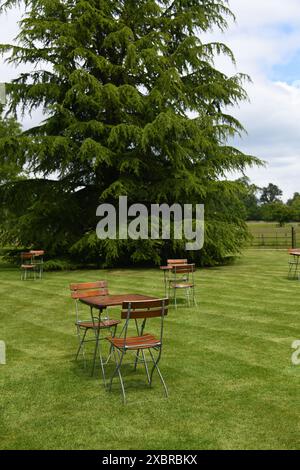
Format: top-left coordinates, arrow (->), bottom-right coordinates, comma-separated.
203,0 -> 300,199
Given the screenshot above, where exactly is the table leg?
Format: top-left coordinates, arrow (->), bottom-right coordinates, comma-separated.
164,270 -> 167,297
91,307 -> 106,387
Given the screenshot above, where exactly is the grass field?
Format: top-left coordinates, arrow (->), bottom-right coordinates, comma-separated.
1,250 -> 300,450
248,221 -> 300,248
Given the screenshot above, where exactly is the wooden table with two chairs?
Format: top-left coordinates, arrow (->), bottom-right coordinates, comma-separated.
70,281 -> 168,403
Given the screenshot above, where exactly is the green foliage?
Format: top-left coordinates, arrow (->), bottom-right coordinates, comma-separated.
235,176 -> 262,220
42,258 -> 78,271
0,107 -> 23,183
261,202 -> 293,227
0,0 -> 261,265
287,192 -> 300,221
260,183 -> 282,204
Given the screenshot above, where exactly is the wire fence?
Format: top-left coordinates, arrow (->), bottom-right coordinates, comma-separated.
249,226 -> 298,249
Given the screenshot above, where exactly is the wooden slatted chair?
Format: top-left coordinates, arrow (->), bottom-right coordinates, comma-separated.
69,281 -> 120,380
166,258 -> 188,283
169,263 -> 196,308
20,252 -> 36,280
107,298 -> 169,404
29,250 -> 45,279
167,259 -> 188,266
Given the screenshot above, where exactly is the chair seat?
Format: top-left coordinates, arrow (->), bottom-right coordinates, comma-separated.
76,319 -> 120,329
170,282 -> 194,288
107,333 -> 161,350
168,277 -> 187,283
21,264 -> 35,269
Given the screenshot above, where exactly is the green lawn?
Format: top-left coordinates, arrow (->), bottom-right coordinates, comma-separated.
1,250 -> 300,450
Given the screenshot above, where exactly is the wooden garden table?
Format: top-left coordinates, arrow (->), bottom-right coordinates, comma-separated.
288,250 -> 300,279
80,293 -> 158,378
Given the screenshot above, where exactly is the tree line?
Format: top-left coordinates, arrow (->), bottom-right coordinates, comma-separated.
237,177 -> 300,226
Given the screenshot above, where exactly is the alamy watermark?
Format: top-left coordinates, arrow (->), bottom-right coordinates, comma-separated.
0,341 -> 6,365
96,196 -> 204,251
0,83 -> 6,105
291,340 -> 300,365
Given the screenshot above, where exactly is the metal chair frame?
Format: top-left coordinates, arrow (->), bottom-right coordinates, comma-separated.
107,298 -> 169,404
162,259 -> 188,296
70,281 -> 120,385
29,250 -> 44,279
168,263 -> 196,308
288,250 -> 300,279
20,252 -> 36,280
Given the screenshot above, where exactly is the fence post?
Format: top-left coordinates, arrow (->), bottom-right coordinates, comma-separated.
292,226 -> 296,249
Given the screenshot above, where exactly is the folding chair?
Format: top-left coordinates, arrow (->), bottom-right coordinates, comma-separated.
167,259 -> 188,266
161,259 -> 188,295
20,252 -> 36,280
168,263 -> 196,308
30,250 -> 44,279
167,259 -> 188,281
107,298 -> 169,404
288,249 -> 300,279
69,281 -> 120,383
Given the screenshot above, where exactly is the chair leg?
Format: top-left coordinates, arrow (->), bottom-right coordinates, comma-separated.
174,287 -> 177,309
186,287 -> 190,307
75,327 -> 88,365
97,332 -> 107,388
193,286 -> 197,306
91,327 -> 100,377
142,349 -> 151,384
295,265 -> 298,279
134,319 -> 140,371
106,324 -> 117,364
149,348 -> 168,397
109,348 -> 126,404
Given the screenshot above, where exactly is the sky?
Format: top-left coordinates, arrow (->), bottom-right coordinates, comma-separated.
0,1 -> 300,200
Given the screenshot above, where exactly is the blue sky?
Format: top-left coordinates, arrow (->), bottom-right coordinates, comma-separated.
1,0 -> 300,199
271,52 -> 300,84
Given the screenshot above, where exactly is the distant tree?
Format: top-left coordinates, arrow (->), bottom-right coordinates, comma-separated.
236,176 -> 261,220
261,202 -> 293,227
286,193 -> 300,221
287,192 -> 300,206
260,183 -> 282,204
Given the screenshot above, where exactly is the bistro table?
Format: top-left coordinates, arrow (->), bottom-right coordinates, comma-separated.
80,293 -> 158,383
288,250 -> 300,279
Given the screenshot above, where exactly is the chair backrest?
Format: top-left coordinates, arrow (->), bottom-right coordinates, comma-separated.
30,250 -> 45,257
172,263 -> 195,274
69,281 -> 109,300
121,298 -> 169,320
167,259 -> 188,266
121,298 -> 169,345
21,252 -> 33,263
